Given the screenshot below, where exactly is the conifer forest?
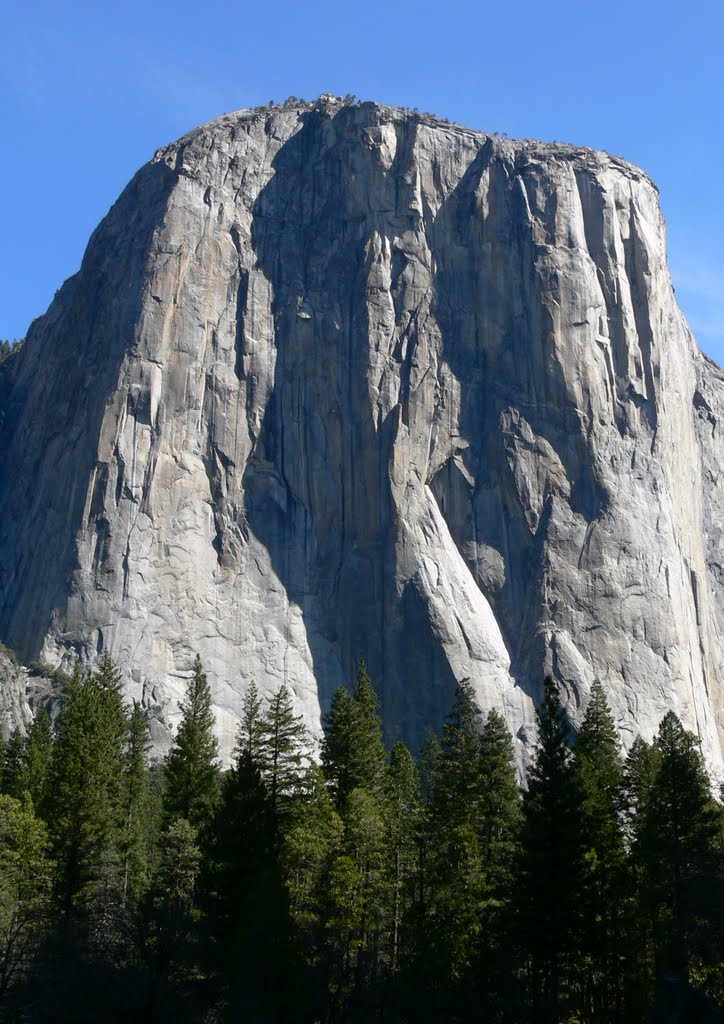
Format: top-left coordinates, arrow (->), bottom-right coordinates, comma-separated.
1,653 -> 723,1022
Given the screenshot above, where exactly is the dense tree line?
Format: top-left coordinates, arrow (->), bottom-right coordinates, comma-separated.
0,339 -> 23,365
0,654 -> 723,1022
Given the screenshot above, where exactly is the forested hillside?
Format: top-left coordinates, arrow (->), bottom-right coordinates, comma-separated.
0,653 -> 722,1022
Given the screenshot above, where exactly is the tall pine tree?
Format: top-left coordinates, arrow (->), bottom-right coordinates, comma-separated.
119,703 -> 153,909
46,656 -> 127,928
515,676 -> 582,1024
646,713 -> 723,983
14,707 -> 53,810
260,684 -> 309,821
475,709 -> 522,1019
322,659 -> 387,808
235,680 -> 265,764
0,793 -> 53,1002
2,729 -> 26,798
206,750 -> 299,1020
621,735 -> 663,1016
426,681 -> 486,1007
386,741 -> 421,976
163,655 -> 220,834
572,680 -> 628,1022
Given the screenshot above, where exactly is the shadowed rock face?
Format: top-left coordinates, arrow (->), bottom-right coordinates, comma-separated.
0,99 -> 722,767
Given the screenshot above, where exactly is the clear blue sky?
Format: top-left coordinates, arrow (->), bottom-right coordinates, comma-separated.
1,0 -> 722,366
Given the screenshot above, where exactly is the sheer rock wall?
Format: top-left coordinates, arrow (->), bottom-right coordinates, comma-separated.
1,99 -> 722,767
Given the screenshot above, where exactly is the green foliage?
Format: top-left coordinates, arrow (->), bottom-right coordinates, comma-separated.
2,728 -> 26,797
419,679 -> 488,1001
646,713 -> 723,979
326,785 -> 390,1014
28,660 -> 73,692
230,679 -> 307,815
322,659 -> 387,807
163,655 -> 220,833
13,708 -> 53,809
0,644 -> 722,1022
147,816 -> 202,987
119,703 -> 152,908
0,794 -> 53,999
515,676 -> 583,1022
281,764 -> 344,947
0,641 -> 18,665
320,663 -> 391,1014
571,681 -> 628,1019
478,708 -> 522,893
206,751 -> 300,1018
622,735 -> 662,848
434,678 -> 484,826
386,742 -> 422,973
259,684 -> 309,819
235,679 -> 265,763
0,339 -> 23,365
321,685 -> 356,804
45,656 -> 127,923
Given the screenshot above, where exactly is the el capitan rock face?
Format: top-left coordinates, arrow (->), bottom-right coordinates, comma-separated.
0,97 -> 722,766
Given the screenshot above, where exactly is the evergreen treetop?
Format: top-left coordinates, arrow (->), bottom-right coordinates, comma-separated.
163,655 -> 220,832
235,680 -> 265,764
14,708 -> 53,810
259,684 -> 309,818
322,659 -> 387,807
45,657 -> 128,920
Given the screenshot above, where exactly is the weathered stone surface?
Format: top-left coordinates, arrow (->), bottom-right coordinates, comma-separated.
0,651 -> 33,739
0,98 -> 722,769
0,651 -> 56,739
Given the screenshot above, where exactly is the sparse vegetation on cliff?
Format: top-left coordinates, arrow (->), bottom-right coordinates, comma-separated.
0,339 -> 23,364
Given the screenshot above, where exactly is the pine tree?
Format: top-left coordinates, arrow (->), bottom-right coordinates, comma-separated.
327,786 -> 390,1017
478,708 -> 522,895
622,736 -> 661,850
435,678 -> 484,827
0,794 -> 53,1001
163,655 -> 220,833
406,729 -> 441,994
14,707 -> 53,809
320,662 -> 390,1013
472,709 -> 522,1017
46,656 -> 127,927
349,660 -> 388,798
281,763 -> 344,973
572,680 -> 628,1021
322,685 -> 356,807
621,735 -> 663,1015
322,659 -> 387,808
418,730 -> 442,811
386,742 -> 421,975
260,684 -> 309,821
515,675 -> 582,1023
235,680 -> 265,763
2,729 -> 26,797
206,751 -> 299,1019
119,703 -> 152,908
146,816 -> 202,1009
646,713 -> 723,981
412,682 -> 489,1019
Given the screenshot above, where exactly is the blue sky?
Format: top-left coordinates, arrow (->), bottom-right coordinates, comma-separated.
1,0 -> 722,366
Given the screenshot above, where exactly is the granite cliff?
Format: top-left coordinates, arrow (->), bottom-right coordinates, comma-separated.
1,97 -> 722,767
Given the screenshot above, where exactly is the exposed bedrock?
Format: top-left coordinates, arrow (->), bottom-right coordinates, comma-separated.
0,98 -> 722,769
